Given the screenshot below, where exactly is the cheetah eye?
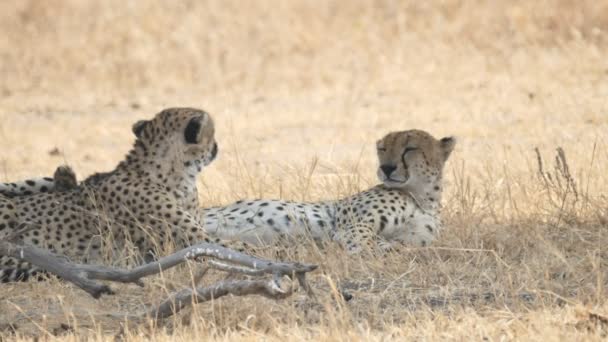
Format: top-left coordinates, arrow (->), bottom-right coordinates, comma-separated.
377,147 -> 386,152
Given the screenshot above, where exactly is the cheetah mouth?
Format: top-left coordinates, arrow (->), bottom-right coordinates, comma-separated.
380,173 -> 409,186
376,166 -> 409,187
383,178 -> 407,185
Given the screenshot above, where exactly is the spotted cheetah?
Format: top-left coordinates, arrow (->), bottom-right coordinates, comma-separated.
0,166 -> 77,198
5,130 -> 455,254
201,130 -> 455,253
0,107 -> 248,282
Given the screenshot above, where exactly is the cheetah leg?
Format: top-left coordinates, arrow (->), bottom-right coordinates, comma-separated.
376,238 -> 401,253
334,222 -> 406,255
334,222 -> 379,254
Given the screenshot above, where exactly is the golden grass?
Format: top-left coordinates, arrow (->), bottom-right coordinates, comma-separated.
1,1 -> 607,340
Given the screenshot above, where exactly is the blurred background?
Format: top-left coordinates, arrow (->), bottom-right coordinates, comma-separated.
0,1 -> 606,191
0,1 -> 607,338
0,0 -> 608,206
1,0 -> 607,218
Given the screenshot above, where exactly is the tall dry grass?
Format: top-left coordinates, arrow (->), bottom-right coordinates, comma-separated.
0,1 -> 607,340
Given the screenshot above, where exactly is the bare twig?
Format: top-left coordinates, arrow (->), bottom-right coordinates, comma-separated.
148,278 -> 294,319
207,260 -> 267,276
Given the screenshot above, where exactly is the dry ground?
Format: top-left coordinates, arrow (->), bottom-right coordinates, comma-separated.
1,1 -> 608,340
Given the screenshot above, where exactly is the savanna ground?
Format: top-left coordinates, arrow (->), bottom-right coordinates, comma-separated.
1,1 -> 607,340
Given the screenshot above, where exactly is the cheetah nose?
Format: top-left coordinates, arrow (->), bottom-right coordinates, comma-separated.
380,164 -> 396,177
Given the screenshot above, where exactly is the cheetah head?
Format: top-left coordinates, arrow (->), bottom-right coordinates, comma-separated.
131,107 -> 218,171
375,130 -> 455,191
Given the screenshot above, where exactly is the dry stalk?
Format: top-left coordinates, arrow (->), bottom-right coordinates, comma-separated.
534,147 -> 580,221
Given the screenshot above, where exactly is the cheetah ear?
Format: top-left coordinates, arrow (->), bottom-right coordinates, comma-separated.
439,136 -> 456,161
184,117 -> 202,144
132,120 -> 149,138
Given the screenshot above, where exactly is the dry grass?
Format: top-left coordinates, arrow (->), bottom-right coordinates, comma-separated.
1,0 -> 608,340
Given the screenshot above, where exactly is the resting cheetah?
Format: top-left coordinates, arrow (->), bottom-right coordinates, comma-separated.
201,130 -> 455,252
5,130 -> 455,253
0,107 -> 247,282
0,166 -> 77,198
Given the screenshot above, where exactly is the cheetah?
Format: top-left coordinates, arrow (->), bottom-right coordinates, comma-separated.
0,107 -> 247,282
4,130 -> 455,254
200,130 -> 455,253
0,166 -> 77,198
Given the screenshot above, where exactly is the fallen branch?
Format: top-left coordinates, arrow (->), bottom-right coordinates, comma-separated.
0,238 -> 118,298
0,238 -> 317,319
149,278 -> 293,319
